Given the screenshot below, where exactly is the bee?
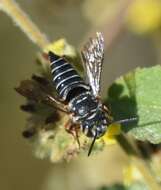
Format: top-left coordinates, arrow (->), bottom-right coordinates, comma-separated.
16,32 -> 136,156
48,32 -> 137,156
48,33 -> 108,155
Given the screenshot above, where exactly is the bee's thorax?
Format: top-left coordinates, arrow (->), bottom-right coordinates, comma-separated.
69,91 -> 109,138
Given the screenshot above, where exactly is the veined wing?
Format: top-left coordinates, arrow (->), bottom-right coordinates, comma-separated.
81,32 -> 104,97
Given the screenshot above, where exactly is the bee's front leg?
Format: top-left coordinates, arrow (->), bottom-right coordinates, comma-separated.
102,104 -> 110,114
65,119 -> 80,148
102,104 -> 113,122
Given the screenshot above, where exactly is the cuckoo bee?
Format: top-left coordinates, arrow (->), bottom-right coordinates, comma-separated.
48,33 -> 136,156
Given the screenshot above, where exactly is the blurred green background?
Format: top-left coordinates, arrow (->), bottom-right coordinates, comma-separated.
0,0 -> 160,190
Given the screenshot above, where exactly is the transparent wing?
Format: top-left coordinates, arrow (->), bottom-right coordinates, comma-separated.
81,32 -> 104,97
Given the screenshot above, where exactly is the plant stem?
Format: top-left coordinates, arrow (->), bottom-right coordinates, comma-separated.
117,134 -> 161,190
116,134 -> 141,157
0,0 -> 49,49
131,157 -> 160,190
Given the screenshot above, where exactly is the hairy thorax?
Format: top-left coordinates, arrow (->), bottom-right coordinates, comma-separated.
69,91 -> 108,137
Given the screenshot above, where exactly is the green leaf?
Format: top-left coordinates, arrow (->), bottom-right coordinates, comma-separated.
98,182 -> 149,190
99,184 -> 126,190
106,65 -> 161,144
128,182 -> 149,190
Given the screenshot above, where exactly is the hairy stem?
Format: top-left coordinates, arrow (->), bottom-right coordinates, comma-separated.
117,134 -> 161,190
131,157 -> 160,190
0,0 -> 49,49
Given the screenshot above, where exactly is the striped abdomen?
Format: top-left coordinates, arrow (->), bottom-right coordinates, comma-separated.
48,51 -> 89,101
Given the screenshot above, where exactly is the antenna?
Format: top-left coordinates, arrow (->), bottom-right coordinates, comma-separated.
113,117 -> 138,125
88,131 -> 97,156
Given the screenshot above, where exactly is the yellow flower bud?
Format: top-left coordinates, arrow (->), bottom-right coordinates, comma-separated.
44,39 -> 76,57
102,123 -> 121,145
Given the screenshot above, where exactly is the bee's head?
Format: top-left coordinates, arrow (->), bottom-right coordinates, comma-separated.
85,109 -> 109,156
82,109 -> 109,138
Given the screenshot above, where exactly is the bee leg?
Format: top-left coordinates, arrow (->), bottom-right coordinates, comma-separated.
102,104 -> 112,116
102,104 -> 113,122
65,120 -> 80,148
102,104 -> 110,113
47,95 -> 69,113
